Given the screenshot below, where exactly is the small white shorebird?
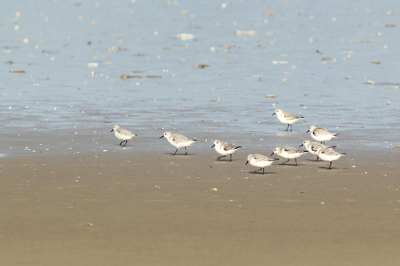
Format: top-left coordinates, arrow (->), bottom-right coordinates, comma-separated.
246,154 -> 279,175
313,146 -> 346,170
272,109 -> 304,131
111,125 -> 137,147
300,140 -> 336,162
211,139 -> 241,161
270,146 -> 308,166
159,131 -> 196,155
307,125 -> 338,144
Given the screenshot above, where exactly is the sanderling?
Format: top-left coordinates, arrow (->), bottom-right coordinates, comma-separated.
159,131 -> 196,155
300,140 -> 336,162
246,154 -> 279,174
270,146 -> 308,166
307,125 -> 338,144
211,139 -> 241,161
313,146 -> 346,170
272,109 -> 304,131
111,125 -> 137,147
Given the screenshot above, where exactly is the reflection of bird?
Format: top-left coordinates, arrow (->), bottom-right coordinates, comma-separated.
307,125 -> 338,144
314,147 -> 346,170
270,146 -> 308,166
111,125 -> 137,147
159,131 -> 196,155
246,154 -> 279,175
211,139 -> 241,161
272,109 -> 304,131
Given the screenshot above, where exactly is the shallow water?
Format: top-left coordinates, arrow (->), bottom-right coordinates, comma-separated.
1,0 -> 399,155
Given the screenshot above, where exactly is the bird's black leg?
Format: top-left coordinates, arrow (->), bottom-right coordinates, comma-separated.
217,155 -> 226,160
295,158 -> 297,166
285,124 -> 290,131
316,156 -> 319,162
230,154 -> 232,162
290,124 -> 293,131
280,159 -> 290,165
327,161 -> 332,170
172,148 -> 178,155
184,147 -> 188,155
262,168 -> 265,175
124,140 -> 127,147
120,140 -> 124,146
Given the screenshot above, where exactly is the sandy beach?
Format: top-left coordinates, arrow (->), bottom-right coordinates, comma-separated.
1,132 -> 399,265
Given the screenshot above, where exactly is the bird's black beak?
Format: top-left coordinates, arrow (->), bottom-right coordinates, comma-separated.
111,129 -> 114,132
211,144 -> 215,148
270,152 -> 274,156
306,130 -> 310,133
159,135 -> 164,139
299,144 -> 303,147
272,112 -> 276,116
245,161 -> 249,165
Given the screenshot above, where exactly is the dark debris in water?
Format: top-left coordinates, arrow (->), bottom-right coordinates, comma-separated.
118,75 -> 141,79
192,64 -> 210,69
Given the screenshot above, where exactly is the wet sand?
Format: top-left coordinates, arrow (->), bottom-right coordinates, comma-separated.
1,137 -> 399,266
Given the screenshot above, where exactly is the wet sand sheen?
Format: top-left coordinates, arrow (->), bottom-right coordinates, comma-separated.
0,150 -> 399,265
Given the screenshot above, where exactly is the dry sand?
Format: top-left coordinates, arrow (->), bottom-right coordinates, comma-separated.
1,139 -> 399,266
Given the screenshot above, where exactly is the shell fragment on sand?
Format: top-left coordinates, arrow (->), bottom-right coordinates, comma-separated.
10,70 -> 26,73
176,33 -> 195,40
234,30 -> 257,35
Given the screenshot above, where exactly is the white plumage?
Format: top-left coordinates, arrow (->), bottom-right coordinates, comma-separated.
272,109 -> 304,131
212,139 -> 241,161
307,125 -> 338,144
246,154 -> 279,174
160,131 -> 196,155
270,146 -> 308,166
111,125 -> 137,147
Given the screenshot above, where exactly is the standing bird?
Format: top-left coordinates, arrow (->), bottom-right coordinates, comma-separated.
159,131 -> 196,155
211,139 -> 241,161
307,125 -> 338,145
272,109 -> 304,131
313,146 -> 346,170
111,125 -> 137,147
300,140 -> 336,162
246,154 -> 279,175
270,146 -> 308,166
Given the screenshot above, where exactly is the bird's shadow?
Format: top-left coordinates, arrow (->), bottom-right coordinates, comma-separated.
249,171 -> 277,175
304,158 -> 320,162
215,158 -> 235,162
114,144 -> 135,148
277,163 -> 303,167
165,152 -> 195,156
318,166 -> 348,170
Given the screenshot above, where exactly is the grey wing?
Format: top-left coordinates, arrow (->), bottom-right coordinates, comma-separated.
222,142 -> 236,151
313,128 -> 329,136
284,112 -> 301,119
323,149 -> 339,155
283,146 -> 298,153
117,127 -> 129,135
253,154 -> 267,161
172,134 -> 188,142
